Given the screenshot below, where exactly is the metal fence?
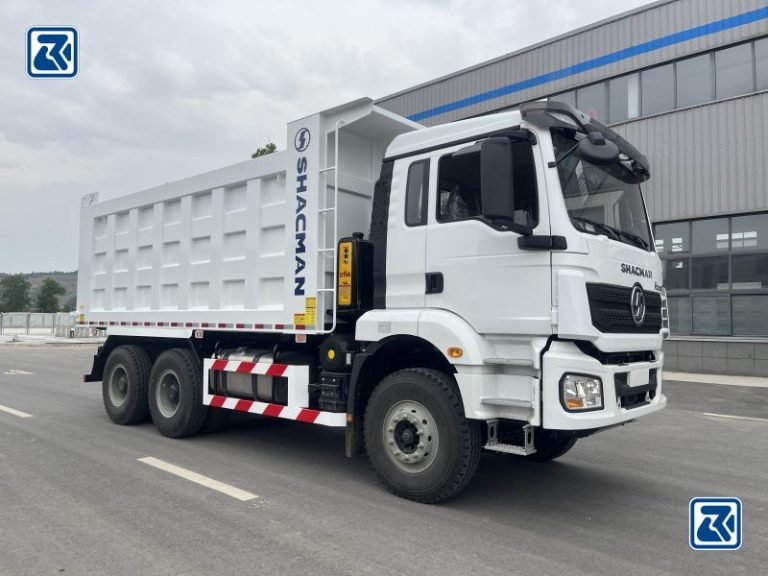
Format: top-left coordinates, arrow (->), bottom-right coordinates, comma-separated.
0,312 -> 93,337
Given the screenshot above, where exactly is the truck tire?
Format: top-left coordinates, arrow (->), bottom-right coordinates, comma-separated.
102,345 -> 151,425
525,430 -> 577,462
364,368 -> 481,503
148,348 -> 208,438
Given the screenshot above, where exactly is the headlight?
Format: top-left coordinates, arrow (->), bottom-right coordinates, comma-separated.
560,374 -> 603,412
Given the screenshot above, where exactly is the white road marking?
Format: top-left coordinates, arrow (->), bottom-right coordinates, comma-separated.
137,456 -> 258,502
0,404 -> 33,418
665,371 -> 768,389
703,412 -> 768,423
3,369 -> 35,375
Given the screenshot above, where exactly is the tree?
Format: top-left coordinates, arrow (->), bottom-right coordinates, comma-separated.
251,142 -> 277,158
0,275 -> 31,312
35,278 -> 66,312
64,295 -> 77,312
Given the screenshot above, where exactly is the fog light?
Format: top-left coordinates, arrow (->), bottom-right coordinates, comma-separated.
561,374 -> 603,412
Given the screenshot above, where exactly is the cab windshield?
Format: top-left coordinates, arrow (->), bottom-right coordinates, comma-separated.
551,128 -> 652,251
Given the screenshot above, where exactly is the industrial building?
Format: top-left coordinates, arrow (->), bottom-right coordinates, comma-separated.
376,0 -> 768,375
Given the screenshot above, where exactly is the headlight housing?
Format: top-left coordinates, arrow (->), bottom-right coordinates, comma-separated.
560,373 -> 603,412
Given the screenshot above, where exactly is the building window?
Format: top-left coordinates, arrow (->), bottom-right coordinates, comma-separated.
664,258 -> 689,290
676,53 -> 713,107
756,37 -> 768,91
656,213 -> 768,336
733,295 -> 768,335
577,82 -> 607,122
668,296 -> 692,334
641,63 -> 675,115
692,295 -> 730,335
731,214 -> 768,249
691,256 -> 729,290
405,159 -> 430,226
732,254 -> 768,289
654,221 -> 690,254
553,90 -> 576,108
608,74 -> 640,123
545,38 -> 768,126
715,43 -> 754,99
692,218 -> 729,253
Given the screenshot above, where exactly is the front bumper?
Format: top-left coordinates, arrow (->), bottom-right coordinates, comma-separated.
542,340 -> 667,430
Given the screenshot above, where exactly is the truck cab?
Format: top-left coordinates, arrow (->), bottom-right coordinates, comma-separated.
354,100 -> 666,446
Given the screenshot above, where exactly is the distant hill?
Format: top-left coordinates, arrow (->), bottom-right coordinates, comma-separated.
0,271 -> 77,311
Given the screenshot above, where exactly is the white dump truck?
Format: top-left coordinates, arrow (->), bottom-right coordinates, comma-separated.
79,97 -> 668,502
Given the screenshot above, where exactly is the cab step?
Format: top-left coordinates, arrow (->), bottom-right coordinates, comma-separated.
483,420 -> 537,456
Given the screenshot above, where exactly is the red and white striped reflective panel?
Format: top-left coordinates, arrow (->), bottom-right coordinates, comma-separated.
208,359 -> 288,377
202,358 -> 346,427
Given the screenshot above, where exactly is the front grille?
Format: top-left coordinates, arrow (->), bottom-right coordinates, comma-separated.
586,283 -> 662,334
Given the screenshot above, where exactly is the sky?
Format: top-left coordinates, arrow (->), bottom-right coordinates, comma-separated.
0,0 -> 651,273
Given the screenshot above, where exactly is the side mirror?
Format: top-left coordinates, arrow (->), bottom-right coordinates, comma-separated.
577,131 -> 620,165
480,137 -> 514,221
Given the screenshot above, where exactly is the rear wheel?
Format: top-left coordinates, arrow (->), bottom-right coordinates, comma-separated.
364,368 -> 481,503
148,348 -> 208,438
102,345 -> 151,425
525,430 -> 577,462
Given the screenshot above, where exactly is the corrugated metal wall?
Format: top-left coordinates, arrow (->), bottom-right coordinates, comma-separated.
614,92 -> 768,223
376,0 -> 768,125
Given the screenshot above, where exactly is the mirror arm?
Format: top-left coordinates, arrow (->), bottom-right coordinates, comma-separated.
547,140 -> 580,168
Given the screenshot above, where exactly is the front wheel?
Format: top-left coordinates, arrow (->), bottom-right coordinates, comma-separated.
364,368 -> 481,503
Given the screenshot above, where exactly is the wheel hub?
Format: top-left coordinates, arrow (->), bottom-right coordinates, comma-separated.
382,400 -> 439,472
108,365 -> 129,407
156,370 -> 181,418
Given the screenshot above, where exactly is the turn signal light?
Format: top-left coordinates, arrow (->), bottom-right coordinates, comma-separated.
447,347 -> 463,358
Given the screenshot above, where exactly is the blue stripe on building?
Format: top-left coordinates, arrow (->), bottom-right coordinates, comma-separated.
408,6 -> 768,122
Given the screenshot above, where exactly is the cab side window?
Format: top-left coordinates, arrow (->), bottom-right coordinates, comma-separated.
437,141 -> 539,227
405,159 -> 430,226
437,150 -> 481,223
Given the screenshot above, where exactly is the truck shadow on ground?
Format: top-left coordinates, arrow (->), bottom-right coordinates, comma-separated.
196,414 -> 653,517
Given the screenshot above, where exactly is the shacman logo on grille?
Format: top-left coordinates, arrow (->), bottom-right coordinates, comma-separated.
630,284 -> 646,326
27,26 -> 78,78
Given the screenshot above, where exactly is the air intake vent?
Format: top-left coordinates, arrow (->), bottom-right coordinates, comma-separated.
586,283 -> 662,334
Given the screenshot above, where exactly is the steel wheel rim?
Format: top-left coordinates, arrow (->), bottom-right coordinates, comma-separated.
382,400 -> 439,473
156,369 -> 181,419
107,365 -> 129,407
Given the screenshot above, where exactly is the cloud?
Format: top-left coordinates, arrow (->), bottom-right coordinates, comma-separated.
0,0 -> 649,273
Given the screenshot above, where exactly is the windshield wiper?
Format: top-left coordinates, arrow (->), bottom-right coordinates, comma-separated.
614,229 -> 650,251
571,216 -> 650,251
570,216 -> 621,242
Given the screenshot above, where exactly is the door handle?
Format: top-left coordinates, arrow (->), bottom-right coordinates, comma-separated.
425,272 -> 444,294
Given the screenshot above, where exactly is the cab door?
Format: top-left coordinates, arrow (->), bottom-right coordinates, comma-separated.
385,156 -> 431,308
424,139 -> 552,336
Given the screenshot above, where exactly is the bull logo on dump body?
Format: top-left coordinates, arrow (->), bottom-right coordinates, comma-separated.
294,128 -> 311,152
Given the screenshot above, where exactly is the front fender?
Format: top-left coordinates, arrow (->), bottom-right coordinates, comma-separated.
355,308 -> 489,365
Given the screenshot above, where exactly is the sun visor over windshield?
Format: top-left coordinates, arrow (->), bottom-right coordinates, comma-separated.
520,101 -> 650,182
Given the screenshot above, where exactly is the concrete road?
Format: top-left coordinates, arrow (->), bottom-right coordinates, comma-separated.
0,345 -> 766,576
